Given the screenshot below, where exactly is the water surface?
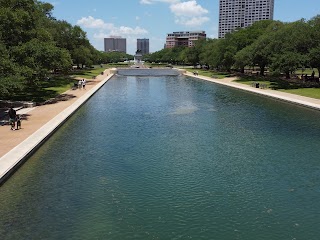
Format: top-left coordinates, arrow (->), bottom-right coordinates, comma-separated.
1,75 -> 320,239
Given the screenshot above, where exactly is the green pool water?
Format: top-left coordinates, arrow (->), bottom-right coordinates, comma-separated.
1,75 -> 320,240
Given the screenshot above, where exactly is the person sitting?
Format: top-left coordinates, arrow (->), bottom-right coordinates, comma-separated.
8,106 -> 16,130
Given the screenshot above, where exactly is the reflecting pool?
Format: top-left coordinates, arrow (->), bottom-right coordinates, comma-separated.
1,75 -> 320,240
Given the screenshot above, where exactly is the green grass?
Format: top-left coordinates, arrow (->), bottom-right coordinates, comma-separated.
295,68 -> 318,75
71,66 -> 106,79
185,69 -> 231,79
235,76 -> 320,99
9,76 -> 77,103
279,88 -> 320,99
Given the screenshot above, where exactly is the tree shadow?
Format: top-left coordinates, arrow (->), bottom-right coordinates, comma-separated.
38,93 -> 76,106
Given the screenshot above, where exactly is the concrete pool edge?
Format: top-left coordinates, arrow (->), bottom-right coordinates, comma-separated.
0,75 -> 113,185
185,72 -> 320,111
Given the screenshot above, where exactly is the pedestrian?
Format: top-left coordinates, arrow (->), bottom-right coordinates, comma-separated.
82,79 -> 86,89
78,79 -> 82,89
8,106 -> 16,130
16,114 -> 21,130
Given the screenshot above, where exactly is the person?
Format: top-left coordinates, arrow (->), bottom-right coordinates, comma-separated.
78,79 -> 82,89
16,114 -> 21,130
82,79 -> 86,89
8,107 -> 16,130
311,70 -> 315,80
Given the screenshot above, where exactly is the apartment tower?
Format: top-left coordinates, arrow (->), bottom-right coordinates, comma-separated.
104,36 -> 127,53
137,38 -> 149,55
218,0 -> 274,38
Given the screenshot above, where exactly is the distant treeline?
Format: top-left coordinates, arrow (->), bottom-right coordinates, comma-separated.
0,0 -> 132,98
144,16 -> 320,79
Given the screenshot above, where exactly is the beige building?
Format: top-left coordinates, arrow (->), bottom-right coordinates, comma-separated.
219,0 -> 274,38
165,31 -> 206,49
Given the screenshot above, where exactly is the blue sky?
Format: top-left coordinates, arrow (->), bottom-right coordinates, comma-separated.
46,0 -> 320,55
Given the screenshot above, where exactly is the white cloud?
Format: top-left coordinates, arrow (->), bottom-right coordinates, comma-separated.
140,0 -> 152,4
140,0 -> 209,27
110,26 -> 148,36
77,16 -> 114,29
140,0 -> 180,4
175,16 -> 209,27
170,1 -> 208,17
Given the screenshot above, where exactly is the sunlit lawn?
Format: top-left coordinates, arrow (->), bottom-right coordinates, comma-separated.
71,65 -> 106,79
185,69 -> 230,79
234,76 -> 320,99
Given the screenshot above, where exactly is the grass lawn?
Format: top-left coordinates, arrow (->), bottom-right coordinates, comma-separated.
185,69 -> 231,79
71,66 -> 106,79
10,66 -> 109,103
10,76 -> 77,103
235,76 -> 320,99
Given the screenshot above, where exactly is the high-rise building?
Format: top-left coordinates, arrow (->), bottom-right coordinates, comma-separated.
104,36 -> 126,53
218,0 -> 274,38
137,39 -> 149,55
165,31 -> 206,49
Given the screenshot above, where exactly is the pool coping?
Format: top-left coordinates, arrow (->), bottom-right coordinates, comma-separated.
0,75 -> 113,184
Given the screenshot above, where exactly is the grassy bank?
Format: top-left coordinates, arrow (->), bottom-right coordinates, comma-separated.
234,76 -> 320,99
9,66 -> 107,103
185,69 -> 231,79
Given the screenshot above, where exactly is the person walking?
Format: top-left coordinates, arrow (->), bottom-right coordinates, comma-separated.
82,79 -> 86,89
8,107 -> 16,130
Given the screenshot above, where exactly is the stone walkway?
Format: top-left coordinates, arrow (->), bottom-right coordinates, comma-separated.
0,70 -> 112,158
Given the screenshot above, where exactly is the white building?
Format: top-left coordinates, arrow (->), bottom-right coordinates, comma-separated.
218,0 -> 274,38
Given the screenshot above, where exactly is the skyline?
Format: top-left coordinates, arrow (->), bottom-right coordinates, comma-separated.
46,0 -> 320,55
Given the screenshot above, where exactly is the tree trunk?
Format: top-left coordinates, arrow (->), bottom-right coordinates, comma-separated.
285,71 -> 290,79
259,65 -> 265,76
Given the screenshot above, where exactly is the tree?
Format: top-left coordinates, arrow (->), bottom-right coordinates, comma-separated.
271,52 -> 305,79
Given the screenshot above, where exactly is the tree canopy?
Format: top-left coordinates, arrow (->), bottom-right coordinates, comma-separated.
0,0 -> 102,98
146,16 -> 320,78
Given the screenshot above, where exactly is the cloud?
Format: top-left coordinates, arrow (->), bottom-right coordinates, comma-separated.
175,16 -> 210,27
170,1 -> 208,17
77,16 -> 148,36
110,26 -> 148,36
140,0 -> 209,27
77,16 -> 114,29
140,0 -> 180,4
